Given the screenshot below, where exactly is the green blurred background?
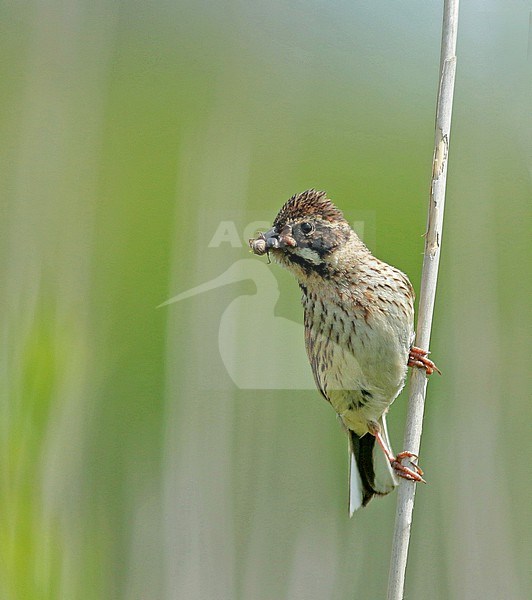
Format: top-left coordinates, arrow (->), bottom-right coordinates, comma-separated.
1,1 -> 531,599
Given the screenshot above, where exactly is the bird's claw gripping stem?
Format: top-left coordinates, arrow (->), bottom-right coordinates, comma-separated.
373,431 -> 427,484
408,346 -> 441,376
391,451 -> 426,483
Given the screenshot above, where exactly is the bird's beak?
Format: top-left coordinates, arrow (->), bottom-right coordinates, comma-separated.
265,226 -> 297,249
249,227 -> 281,256
249,226 -> 297,257
263,228 -> 281,250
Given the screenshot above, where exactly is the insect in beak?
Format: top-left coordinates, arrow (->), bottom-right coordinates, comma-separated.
249,228 -> 283,263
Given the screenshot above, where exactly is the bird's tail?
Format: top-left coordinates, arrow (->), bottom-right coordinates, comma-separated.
347,414 -> 397,516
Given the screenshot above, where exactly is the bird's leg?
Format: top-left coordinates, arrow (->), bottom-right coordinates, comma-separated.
408,346 -> 441,376
368,422 -> 426,484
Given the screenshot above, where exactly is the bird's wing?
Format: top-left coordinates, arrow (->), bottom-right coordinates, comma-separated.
303,323 -> 332,404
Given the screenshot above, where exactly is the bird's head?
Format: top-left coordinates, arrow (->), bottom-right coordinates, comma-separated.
249,189 -> 364,281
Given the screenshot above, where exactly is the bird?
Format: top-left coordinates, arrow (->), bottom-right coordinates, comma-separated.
249,189 -> 439,515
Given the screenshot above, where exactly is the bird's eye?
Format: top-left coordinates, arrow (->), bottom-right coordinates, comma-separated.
300,222 -> 313,235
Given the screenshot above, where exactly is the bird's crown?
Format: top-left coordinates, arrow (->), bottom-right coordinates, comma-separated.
273,189 -> 347,230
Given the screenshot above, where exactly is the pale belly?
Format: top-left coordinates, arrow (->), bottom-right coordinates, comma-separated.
305,300 -> 411,435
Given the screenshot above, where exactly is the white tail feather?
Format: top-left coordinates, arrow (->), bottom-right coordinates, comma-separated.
347,413 -> 397,516
348,443 -> 364,517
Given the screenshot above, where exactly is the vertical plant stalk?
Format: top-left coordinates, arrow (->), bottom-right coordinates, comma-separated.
387,2 -> 459,599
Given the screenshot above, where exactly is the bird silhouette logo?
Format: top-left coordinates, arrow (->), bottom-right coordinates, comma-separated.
159,216 -> 372,390
159,258 -> 315,389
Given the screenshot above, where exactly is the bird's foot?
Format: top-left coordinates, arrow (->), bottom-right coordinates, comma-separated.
408,346 -> 441,376
390,451 -> 426,483
373,429 -> 427,484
